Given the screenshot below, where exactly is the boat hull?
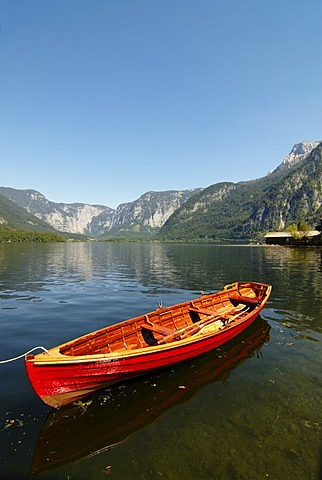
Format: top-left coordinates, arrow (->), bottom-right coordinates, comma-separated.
31,317 -> 271,474
25,281 -> 271,407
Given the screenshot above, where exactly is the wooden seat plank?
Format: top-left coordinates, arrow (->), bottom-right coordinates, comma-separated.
141,322 -> 177,337
189,307 -> 217,316
230,295 -> 259,307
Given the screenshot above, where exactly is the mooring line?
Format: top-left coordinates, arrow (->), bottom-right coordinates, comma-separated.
0,346 -> 49,364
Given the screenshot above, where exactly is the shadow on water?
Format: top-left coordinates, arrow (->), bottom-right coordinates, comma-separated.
30,317 -> 270,476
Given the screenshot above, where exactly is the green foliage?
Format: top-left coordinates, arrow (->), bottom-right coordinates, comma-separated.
286,221 -> 312,239
0,226 -> 66,243
296,221 -> 311,234
97,237 -> 151,243
286,224 -> 302,239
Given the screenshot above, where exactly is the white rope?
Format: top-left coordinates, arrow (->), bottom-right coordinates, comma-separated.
0,346 -> 49,364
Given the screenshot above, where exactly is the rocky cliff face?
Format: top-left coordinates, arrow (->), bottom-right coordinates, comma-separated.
100,190 -> 201,237
0,191 -> 61,233
0,188 -> 114,236
0,187 -> 200,238
273,141 -> 320,173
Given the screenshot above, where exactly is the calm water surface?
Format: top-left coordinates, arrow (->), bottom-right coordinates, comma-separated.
0,243 -> 321,480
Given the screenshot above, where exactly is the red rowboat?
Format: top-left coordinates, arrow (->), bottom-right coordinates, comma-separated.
25,280 -> 271,408
31,317 -> 271,474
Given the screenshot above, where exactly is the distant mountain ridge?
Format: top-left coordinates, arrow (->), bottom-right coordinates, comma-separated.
0,187 -> 201,238
1,140 -> 321,240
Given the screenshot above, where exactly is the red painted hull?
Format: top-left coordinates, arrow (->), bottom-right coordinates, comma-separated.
25,281 -> 272,408
31,318 -> 271,474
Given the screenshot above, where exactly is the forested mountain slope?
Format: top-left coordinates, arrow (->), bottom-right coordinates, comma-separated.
158,142 -> 322,241
0,193 -> 61,233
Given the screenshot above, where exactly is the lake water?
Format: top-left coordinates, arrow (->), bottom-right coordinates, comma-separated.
0,242 -> 321,480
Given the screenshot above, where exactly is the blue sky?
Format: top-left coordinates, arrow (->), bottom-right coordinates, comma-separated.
1,0 -> 321,209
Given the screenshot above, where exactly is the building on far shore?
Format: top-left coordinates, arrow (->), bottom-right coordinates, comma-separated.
265,230 -> 321,246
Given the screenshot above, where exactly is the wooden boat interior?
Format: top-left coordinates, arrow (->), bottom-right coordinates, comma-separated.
59,282 -> 267,357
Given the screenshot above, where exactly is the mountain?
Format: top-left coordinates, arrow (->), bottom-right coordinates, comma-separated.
0,188 -> 114,237
0,192 -> 64,234
272,141 -> 321,173
99,190 -> 202,238
158,141 -> 322,241
2,141 -> 321,241
0,187 -> 201,238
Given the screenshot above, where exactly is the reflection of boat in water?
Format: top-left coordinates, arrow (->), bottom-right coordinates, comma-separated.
31,317 -> 271,476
